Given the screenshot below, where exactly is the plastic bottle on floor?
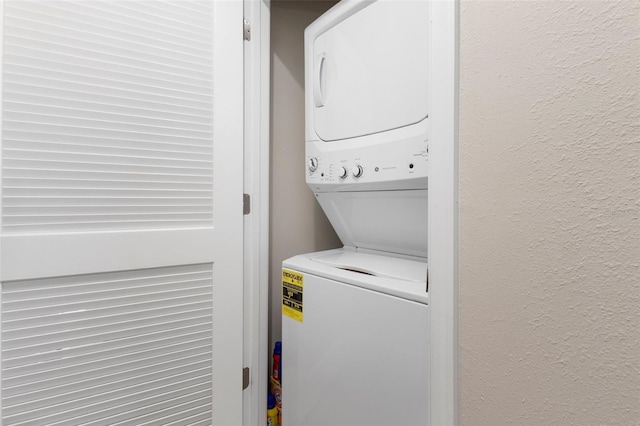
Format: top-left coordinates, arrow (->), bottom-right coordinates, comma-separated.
267,393 -> 279,426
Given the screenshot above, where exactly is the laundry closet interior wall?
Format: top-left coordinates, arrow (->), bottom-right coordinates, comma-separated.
269,0 -> 340,346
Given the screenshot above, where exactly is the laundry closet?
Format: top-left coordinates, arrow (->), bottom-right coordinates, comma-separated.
270,1 -> 457,424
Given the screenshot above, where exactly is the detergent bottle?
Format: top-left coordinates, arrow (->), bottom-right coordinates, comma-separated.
267,393 -> 279,426
272,341 -> 282,382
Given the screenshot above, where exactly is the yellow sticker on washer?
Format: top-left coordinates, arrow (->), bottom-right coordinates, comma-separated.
282,269 -> 304,322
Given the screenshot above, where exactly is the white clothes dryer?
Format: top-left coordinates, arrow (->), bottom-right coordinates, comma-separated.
304,0 -> 431,259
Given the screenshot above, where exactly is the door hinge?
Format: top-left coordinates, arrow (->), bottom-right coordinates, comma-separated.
242,367 -> 250,390
243,19 -> 251,41
243,193 -> 251,215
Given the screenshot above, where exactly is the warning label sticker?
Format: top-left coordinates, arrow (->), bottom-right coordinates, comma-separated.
282,269 -> 304,322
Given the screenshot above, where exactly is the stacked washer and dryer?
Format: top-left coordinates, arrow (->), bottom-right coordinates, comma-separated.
282,1 -> 431,425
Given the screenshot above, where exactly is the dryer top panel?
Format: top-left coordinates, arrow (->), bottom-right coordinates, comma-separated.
305,0 -> 430,142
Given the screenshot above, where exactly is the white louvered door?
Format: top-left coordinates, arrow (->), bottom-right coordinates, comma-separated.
0,0 -> 244,424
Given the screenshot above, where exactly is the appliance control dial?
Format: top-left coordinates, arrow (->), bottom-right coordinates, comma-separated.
351,165 -> 363,178
338,166 -> 348,179
308,157 -> 318,172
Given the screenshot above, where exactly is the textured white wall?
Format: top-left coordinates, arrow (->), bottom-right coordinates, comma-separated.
460,1 -> 640,424
270,1 -> 341,348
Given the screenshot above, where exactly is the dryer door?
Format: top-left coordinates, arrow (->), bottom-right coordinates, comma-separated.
311,0 -> 429,142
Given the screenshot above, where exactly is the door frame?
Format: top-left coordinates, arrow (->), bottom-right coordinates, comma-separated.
213,0 -> 246,423
242,0 -> 270,425
428,0 -> 459,424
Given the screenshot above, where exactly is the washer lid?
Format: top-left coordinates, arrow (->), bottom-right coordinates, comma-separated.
310,250 -> 426,283
283,248 -> 428,304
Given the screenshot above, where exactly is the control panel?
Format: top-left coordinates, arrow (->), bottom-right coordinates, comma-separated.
305,123 -> 428,191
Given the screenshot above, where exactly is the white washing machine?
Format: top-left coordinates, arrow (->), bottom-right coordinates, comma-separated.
282,248 -> 428,426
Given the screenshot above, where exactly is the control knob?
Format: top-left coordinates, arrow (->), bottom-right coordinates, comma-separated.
308,157 -> 318,172
351,165 -> 363,178
338,166 -> 348,179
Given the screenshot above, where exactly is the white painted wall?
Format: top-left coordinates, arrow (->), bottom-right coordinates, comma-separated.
269,0 -> 340,347
459,1 -> 640,423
